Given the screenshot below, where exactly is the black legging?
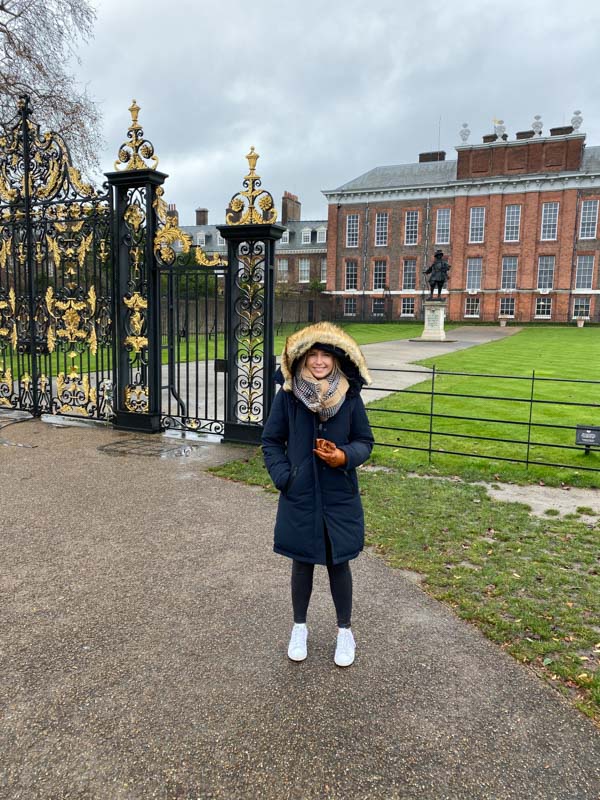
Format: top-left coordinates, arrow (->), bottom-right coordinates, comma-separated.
291,529 -> 353,628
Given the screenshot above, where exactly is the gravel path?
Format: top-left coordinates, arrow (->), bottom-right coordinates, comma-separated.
1,419 -> 599,799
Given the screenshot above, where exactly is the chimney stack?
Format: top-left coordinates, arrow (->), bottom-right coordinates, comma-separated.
166,203 -> 179,225
281,191 -> 301,224
419,151 -> 446,163
195,207 -> 208,226
550,126 -> 574,136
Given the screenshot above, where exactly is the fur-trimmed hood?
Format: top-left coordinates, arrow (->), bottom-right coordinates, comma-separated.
280,322 -> 372,392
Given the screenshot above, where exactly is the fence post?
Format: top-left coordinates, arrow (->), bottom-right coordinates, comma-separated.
19,95 -> 40,415
218,147 -> 284,444
525,369 -> 535,469
428,364 -> 436,463
105,100 -> 167,432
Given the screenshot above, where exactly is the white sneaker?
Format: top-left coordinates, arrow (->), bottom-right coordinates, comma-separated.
334,627 -> 356,667
288,623 -> 308,661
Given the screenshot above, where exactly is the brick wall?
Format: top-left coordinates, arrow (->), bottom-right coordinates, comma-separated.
328,186 -> 600,324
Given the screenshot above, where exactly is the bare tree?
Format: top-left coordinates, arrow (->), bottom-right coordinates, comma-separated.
0,0 -> 102,170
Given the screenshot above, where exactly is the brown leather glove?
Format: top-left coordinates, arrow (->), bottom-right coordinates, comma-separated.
315,438 -> 336,453
314,438 -> 347,468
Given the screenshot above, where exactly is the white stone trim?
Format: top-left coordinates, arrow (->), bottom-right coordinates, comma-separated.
275,248 -> 327,255
323,172 -> 600,205
454,133 -> 585,151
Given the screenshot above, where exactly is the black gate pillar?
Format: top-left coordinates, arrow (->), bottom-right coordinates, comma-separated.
105,100 -> 167,432
218,147 -> 284,444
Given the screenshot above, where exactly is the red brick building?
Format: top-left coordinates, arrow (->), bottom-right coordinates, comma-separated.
322,115 -> 600,323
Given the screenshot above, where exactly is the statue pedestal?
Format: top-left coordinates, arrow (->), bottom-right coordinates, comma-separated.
420,300 -> 447,341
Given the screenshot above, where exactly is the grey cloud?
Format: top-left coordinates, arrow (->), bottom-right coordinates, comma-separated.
69,0 -> 600,224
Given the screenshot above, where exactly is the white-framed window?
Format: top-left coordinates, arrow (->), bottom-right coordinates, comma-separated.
404,210 -> 419,245
541,202 -> 559,240
280,230 -> 289,244
579,200 -> 598,240
575,255 -> 594,289
403,258 -> 416,290
277,258 -> 288,283
504,205 -> 521,242
465,297 -> 480,317
217,233 -> 225,247
535,297 -> 552,318
537,255 -> 555,289
401,297 -> 415,316
196,232 -> 206,247
346,214 -> 359,247
375,212 -> 389,246
501,256 -> 518,290
500,297 -> 515,317
345,260 -> 358,290
298,258 -> 310,283
372,298 -> 385,316
466,257 -> 482,290
344,297 -> 357,316
301,228 -> 312,245
320,257 -> 327,283
573,297 -> 591,318
435,208 -> 451,244
373,260 -> 387,290
317,227 -> 327,244
469,207 -> 485,243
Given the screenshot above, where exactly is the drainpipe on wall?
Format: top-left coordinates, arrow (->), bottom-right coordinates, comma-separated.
570,189 -> 582,323
362,201 -> 370,321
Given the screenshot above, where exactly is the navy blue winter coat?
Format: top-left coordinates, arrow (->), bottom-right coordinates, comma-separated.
262,375 -> 374,565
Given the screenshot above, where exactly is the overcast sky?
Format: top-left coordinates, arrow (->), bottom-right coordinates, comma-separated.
73,0 -> 600,225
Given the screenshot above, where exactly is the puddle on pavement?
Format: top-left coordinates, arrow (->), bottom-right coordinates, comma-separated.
0,437 -> 36,448
97,437 -> 210,460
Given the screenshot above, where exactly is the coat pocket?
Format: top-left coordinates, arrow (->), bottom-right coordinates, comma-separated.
342,469 -> 359,495
284,456 -> 312,498
283,465 -> 299,495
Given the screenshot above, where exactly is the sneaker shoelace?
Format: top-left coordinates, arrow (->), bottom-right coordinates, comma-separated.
291,626 -> 306,647
338,629 -> 353,651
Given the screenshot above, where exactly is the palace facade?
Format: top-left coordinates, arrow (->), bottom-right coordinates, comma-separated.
322,113 -> 600,323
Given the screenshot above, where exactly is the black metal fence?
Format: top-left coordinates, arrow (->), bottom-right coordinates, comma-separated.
363,367 -> 600,474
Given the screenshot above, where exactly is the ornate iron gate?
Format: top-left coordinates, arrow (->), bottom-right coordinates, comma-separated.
0,96 -> 113,418
155,233 -> 228,435
0,97 -> 281,441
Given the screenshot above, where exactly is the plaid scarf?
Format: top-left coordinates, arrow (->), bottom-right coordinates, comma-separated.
292,357 -> 349,421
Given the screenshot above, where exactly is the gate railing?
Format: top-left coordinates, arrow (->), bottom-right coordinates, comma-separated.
364,367 -> 600,474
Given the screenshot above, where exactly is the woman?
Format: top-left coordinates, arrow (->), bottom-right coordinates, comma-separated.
261,322 -> 374,667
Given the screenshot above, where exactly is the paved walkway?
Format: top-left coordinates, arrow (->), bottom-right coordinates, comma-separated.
360,325 -> 522,402
154,324 -> 522,415
1,418 -> 599,799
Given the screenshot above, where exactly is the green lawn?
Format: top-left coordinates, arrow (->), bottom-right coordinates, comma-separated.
274,321 -> 459,351
1,321 -> 430,385
210,452 -> 600,723
366,327 -> 600,487
162,321 -> 433,363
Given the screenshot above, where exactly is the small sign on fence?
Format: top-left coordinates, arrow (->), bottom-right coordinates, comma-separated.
575,425 -> 600,454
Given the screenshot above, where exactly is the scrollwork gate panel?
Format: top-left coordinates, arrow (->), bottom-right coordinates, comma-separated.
0,96 -> 114,420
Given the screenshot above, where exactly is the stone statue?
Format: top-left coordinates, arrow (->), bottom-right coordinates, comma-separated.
424,250 -> 451,300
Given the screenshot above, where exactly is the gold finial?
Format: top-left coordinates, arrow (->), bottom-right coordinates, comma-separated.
114,99 -> 159,171
226,146 -> 277,226
129,99 -> 141,129
246,146 -> 259,174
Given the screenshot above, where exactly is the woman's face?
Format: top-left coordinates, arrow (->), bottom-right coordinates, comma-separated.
305,349 -> 334,380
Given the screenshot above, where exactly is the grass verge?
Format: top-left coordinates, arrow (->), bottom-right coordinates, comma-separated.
211,449 -> 600,724
365,327 -> 600,488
